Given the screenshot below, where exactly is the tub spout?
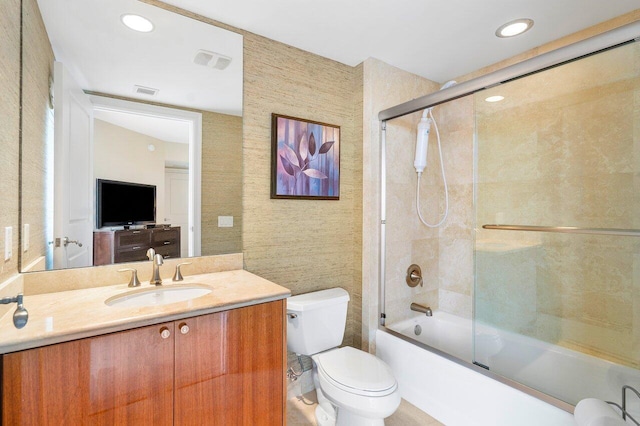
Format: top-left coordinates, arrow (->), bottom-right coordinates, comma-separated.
411,303 -> 432,316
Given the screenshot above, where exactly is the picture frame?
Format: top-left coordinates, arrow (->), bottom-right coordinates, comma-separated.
271,113 -> 340,200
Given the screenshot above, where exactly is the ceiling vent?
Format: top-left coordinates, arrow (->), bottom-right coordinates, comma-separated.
133,85 -> 159,96
193,50 -> 232,70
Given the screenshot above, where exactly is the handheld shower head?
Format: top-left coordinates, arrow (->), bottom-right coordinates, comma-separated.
440,80 -> 457,90
414,80 -> 455,228
421,81 -> 457,118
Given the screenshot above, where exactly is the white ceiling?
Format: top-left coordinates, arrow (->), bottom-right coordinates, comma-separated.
94,109 -> 191,144
161,0 -> 639,83
37,0 -> 243,115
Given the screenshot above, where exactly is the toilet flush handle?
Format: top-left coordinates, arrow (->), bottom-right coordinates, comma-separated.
286,313 -> 297,319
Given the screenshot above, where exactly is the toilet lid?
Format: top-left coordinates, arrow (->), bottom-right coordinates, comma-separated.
315,347 -> 396,393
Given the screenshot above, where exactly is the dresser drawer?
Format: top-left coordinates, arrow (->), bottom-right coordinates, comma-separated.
115,229 -> 151,248
151,228 -> 180,246
114,245 -> 149,263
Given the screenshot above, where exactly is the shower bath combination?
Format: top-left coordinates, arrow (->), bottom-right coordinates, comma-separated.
413,80 -> 456,228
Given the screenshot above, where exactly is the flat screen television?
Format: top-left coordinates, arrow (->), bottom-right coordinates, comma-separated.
96,179 -> 156,228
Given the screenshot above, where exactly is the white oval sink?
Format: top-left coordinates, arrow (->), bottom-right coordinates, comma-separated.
105,284 -> 212,308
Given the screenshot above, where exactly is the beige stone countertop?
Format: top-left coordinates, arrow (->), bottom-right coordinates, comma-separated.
0,270 -> 290,354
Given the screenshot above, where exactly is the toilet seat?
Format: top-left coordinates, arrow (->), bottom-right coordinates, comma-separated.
313,347 -> 397,397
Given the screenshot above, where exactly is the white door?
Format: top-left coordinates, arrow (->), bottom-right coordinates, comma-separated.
164,168 -> 189,257
53,62 -> 94,269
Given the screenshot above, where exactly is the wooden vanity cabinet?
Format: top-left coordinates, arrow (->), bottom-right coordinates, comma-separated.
1,300 -> 285,425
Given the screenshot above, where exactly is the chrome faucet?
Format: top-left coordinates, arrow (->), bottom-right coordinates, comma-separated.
410,303 -> 432,316
147,248 -> 164,285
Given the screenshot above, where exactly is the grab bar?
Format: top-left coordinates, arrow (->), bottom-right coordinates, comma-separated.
605,385 -> 640,426
482,224 -> 640,237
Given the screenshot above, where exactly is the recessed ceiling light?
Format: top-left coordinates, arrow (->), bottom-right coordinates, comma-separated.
121,14 -> 154,33
485,95 -> 505,103
495,19 -> 534,38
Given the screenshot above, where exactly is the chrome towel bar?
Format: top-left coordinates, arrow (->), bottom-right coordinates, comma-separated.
482,224 -> 640,237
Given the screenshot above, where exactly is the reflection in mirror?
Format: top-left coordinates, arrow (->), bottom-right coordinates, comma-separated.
21,0 -> 243,272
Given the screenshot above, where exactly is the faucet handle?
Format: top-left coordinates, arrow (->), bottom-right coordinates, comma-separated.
173,262 -> 192,281
118,268 -> 141,287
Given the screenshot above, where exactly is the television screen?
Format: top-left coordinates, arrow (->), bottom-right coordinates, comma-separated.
97,179 -> 156,228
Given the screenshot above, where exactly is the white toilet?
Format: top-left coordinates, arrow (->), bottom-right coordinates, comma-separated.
287,288 -> 401,426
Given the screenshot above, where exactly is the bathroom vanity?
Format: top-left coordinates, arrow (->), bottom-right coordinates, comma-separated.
0,269 -> 289,425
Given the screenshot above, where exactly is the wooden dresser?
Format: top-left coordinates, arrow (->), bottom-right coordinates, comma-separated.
93,226 -> 181,265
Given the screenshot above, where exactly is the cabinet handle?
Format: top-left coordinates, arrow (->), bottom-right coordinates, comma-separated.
160,327 -> 171,339
132,246 -> 141,250
179,323 -> 190,335
163,241 -> 171,245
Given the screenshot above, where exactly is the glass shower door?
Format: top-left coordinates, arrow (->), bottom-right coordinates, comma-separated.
474,40 -> 640,410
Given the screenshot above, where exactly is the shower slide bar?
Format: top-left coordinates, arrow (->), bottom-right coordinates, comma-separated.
482,224 -> 640,237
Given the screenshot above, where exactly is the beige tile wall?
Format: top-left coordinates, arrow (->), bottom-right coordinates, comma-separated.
361,58 -> 440,351
383,95 -> 475,326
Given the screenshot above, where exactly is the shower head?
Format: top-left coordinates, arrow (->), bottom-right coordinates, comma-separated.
422,81 -> 458,117
440,80 -> 457,90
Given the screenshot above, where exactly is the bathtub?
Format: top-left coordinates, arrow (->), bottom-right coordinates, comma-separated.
377,311 -> 640,425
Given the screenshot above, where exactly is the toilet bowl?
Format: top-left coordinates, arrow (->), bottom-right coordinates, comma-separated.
313,347 -> 401,425
287,288 -> 401,425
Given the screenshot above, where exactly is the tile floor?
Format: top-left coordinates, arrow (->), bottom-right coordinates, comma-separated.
287,391 -> 443,425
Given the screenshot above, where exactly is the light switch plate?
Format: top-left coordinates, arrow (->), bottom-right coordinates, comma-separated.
5,226 -> 12,260
218,216 -> 234,228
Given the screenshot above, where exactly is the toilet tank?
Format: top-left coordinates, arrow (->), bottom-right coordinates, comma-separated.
287,288 -> 350,356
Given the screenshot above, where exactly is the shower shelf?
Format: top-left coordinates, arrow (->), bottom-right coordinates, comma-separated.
482,224 -> 640,237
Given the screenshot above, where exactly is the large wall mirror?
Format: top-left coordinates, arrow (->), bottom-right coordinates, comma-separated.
21,0 -> 243,272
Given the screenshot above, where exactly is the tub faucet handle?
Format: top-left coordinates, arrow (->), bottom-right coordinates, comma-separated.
406,264 -> 423,287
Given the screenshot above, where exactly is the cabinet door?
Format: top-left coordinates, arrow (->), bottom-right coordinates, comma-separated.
174,300 -> 285,425
2,323 -> 175,425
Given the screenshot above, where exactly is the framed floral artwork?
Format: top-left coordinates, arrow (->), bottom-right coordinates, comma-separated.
271,114 -> 340,199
